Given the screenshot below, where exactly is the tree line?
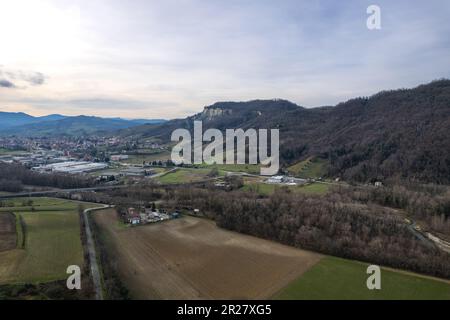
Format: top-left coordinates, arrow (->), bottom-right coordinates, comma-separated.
0,163 -> 94,191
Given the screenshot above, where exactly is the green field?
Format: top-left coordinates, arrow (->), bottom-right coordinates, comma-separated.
274,256 -> 450,300
288,157 -> 328,178
156,168 -> 220,184
197,163 -> 261,174
0,197 -> 101,284
0,197 -> 91,213
299,182 -> 331,194
242,182 -> 330,196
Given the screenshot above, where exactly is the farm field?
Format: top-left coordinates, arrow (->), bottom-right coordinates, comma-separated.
197,163 -> 261,174
0,197 -> 101,285
274,256 -> 450,300
298,182 -> 331,194
288,157 -> 327,178
93,210 -> 323,299
155,168 -> 218,184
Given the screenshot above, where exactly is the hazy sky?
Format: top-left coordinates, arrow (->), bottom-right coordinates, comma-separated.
0,0 -> 449,119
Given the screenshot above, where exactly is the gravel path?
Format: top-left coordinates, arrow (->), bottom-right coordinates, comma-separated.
83,206 -> 109,300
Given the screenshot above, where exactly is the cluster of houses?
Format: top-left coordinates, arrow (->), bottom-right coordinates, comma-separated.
125,207 -> 180,225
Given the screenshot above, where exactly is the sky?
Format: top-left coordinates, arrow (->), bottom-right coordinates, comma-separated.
0,0 -> 449,119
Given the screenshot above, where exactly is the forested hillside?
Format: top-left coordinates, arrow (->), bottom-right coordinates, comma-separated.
120,80 -> 450,183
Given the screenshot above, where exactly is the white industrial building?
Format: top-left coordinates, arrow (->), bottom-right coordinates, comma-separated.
266,175 -> 284,184
265,175 -> 307,185
33,161 -> 109,174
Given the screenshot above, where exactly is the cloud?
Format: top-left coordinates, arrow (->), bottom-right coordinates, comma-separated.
0,79 -> 16,88
22,72 -> 46,86
0,67 -> 46,88
1,1 -> 450,117
4,95 -> 178,111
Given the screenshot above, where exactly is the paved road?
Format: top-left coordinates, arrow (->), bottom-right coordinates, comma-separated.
83,205 -> 110,300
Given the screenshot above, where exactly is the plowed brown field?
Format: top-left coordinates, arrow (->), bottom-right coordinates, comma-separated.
0,212 -> 16,252
94,209 -> 322,299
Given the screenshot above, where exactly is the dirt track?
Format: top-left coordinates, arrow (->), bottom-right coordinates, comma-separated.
0,212 -> 16,252
94,210 -> 322,299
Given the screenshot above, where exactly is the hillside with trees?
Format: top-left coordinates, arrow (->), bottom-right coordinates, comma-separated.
120,80 -> 450,183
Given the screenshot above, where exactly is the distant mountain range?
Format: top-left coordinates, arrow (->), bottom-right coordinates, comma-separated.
0,112 -> 166,136
0,112 -> 66,129
118,79 -> 450,184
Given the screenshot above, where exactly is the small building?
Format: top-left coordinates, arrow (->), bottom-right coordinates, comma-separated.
111,154 -> 129,161
282,176 -> 307,185
266,175 -> 306,185
130,217 -> 141,225
266,175 -> 284,184
374,181 -> 383,187
126,207 -> 141,224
